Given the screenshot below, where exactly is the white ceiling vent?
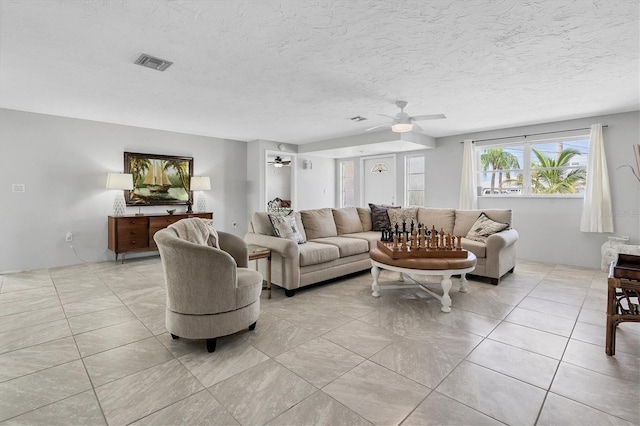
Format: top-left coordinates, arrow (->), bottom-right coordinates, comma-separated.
134,54 -> 173,71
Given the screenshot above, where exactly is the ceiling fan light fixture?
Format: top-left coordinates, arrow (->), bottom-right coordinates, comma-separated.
273,163 -> 283,168
391,122 -> 413,133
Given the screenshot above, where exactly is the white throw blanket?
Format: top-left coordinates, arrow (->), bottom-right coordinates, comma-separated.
169,218 -> 219,248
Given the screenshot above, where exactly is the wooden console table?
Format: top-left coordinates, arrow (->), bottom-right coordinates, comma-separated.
108,212 -> 213,262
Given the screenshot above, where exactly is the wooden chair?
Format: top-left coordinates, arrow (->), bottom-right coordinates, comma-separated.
606,258 -> 640,355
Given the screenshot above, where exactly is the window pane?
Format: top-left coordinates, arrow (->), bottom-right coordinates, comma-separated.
531,167 -> 586,194
408,174 -> 424,190
408,191 -> 424,206
408,156 -> 424,173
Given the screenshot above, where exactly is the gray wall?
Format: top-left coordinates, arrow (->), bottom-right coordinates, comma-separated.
0,109 -> 248,273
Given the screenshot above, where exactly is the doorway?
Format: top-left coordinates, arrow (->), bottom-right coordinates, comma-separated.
265,151 -> 295,211
362,155 -> 396,206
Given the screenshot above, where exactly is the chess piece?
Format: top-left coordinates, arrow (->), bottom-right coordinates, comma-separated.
456,235 -> 462,250
393,234 -> 398,250
401,233 -> 407,250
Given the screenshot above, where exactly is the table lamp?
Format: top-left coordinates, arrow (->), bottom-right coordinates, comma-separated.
106,173 -> 134,216
190,176 -> 211,212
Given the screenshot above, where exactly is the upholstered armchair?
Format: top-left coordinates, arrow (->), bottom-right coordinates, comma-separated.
154,219 -> 262,352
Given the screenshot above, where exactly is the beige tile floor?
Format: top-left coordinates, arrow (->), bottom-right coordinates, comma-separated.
0,257 -> 638,425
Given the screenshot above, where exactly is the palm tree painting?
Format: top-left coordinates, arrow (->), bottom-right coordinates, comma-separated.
124,152 -> 194,205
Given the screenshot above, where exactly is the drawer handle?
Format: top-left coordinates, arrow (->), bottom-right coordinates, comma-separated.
130,241 -> 136,244
129,231 -> 136,235
129,221 -> 136,224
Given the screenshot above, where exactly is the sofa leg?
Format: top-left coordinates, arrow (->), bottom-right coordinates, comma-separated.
509,267 -> 515,273
206,338 -> 217,353
171,334 -> 179,340
249,321 -> 257,331
490,278 -> 499,285
285,289 -> 296,297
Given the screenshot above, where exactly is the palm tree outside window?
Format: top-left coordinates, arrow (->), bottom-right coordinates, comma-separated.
477,136 -> 590,197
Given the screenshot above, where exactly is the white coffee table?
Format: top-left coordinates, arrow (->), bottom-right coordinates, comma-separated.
370,247 -> 477,313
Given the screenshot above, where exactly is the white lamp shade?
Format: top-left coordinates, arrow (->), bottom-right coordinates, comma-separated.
106,173 -> 134,190
190,176 -> 211,191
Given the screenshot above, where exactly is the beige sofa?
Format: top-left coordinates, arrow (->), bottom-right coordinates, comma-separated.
245,207 -> 518,296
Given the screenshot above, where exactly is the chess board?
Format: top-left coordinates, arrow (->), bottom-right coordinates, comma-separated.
377,240 -> 469,259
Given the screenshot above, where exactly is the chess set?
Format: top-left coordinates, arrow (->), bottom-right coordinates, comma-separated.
377,220 -> 468,259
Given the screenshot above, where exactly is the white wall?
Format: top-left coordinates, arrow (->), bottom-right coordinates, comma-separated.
0,109 -> 248,273
296,154 -> 335,209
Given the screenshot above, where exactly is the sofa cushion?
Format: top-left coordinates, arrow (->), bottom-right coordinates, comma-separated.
300,208 -> 338,240
357,207 -> 373,232
461,237 -> 486,258
387,208 -> 418,231
332,207 -> 364,235
268,212 -> 306,244
416,208 -> 456,235
465,213 -> 509,243
369,203 -> 401,231
311,236 -> 369,257
454,209 -> 512,237
342,231 -> 380,250
298,241 -> 340,266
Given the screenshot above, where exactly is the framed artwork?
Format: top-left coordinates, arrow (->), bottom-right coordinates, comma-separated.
124,152 -> 194,206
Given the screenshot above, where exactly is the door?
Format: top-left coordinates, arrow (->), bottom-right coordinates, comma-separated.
362,155 -> 396,206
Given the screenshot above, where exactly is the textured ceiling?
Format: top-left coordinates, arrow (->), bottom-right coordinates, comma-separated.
0,0 -> 638,146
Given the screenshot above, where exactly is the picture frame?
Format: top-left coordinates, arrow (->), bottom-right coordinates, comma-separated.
124,152 -> 194,206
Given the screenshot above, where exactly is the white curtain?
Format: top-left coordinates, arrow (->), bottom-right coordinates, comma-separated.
459,139 -> 478,209
580,123 -> 614,232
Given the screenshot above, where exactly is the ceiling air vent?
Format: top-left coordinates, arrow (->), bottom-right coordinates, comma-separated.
134,54 -> 173,72
349,116 -> 367,122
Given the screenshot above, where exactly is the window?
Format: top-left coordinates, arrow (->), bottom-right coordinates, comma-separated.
340,160 -> 355,207
477,135 -> 590,197
405,154 -> 425,206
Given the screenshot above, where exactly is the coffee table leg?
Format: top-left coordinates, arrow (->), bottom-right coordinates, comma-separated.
459,273 -> 468,293
371,265 -> 381,297
440,273 -> 452,313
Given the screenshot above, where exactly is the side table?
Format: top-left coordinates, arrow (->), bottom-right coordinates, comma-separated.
249,245 -> 272,299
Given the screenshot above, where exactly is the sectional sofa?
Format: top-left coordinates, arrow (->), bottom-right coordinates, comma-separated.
245,207 -> 518,296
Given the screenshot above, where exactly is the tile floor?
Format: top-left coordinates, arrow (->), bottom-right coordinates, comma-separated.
0,257 -> 638,425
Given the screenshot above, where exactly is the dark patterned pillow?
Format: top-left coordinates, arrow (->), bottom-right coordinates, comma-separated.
466,213 -> 509,243
369,203 -> 401,231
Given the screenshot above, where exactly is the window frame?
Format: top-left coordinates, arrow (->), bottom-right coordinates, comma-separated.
339,160 -> 355,207
476,134 -> 590,198
405,153 -> 425,206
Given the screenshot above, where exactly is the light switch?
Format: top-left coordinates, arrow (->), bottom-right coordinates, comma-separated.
12,184 -> 25,193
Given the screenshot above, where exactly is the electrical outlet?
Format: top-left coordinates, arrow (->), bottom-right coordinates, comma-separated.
232,221 -> 237,229
65,232 -> 73,242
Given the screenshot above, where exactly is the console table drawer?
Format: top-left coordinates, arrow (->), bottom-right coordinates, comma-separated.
115,217 -> 149,229
108,212 -> 213,262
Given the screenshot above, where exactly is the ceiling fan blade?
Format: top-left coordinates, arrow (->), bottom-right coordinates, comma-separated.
410,114 -> 446,121
377,113 -> 397,120
365,123 -> 391,131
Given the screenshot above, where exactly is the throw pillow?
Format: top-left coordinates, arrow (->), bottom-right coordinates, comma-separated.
465,212 -> 509,243
387,208 -> 418,231
369,203 -> 401,231
268,212 -> 306,244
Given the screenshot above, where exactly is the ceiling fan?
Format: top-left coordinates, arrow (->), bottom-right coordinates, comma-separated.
268,156 -> 291,168
366,101 -> 446,133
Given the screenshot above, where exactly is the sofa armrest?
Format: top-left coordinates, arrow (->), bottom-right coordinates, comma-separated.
486,229 -> 519,252
244,233 -> 300,259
